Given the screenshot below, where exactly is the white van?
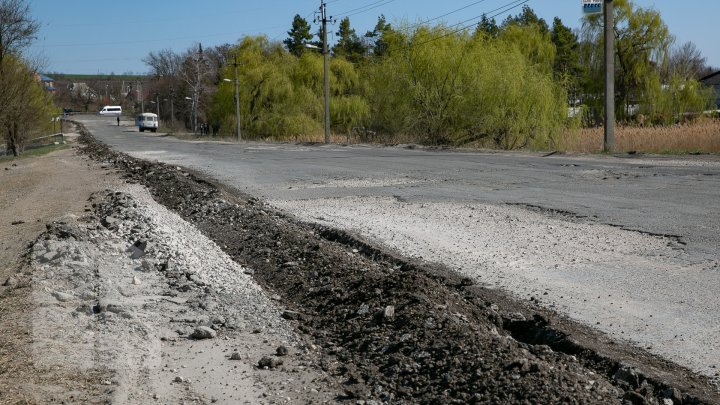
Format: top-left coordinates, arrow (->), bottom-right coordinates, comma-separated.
98,105 -> 122,116
135,112 -> 159,132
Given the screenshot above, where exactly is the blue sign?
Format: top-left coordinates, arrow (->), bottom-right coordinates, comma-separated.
583,0 -> 603,14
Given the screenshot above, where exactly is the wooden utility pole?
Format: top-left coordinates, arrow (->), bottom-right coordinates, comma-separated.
604,0 -> 615,152
233,56 -> 241,141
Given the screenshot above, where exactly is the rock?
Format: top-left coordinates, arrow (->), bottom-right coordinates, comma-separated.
174,376 -> 185,383
243,268 -> 255,275
132,275 -> 141,285
282,261 -> 299,268
102,216 -> 118,227
258,356 -> 283,369
276,346 -> 289,356
129,240 -> 152,259
662,399 -> 674,405
230,352 -> 242,360
383,306 -> 395,320
140,259 -> 157,272
614,365 -> 640,388
191,326 -> 217,340
2,276 -> 17,287
622,390 -> 648,405
282,310 -> 300,320
663,387 -> 682,404
53,291 -> 75,302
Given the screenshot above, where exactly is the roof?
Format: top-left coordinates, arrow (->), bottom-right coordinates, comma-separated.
699,71 -> 720,86
40,74 -> 55,82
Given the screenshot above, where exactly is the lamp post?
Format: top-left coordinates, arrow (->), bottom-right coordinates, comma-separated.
170,87 -> 175,130
185,96 -> 194,134
223,57 -> 241,141
306,43 -> 330,144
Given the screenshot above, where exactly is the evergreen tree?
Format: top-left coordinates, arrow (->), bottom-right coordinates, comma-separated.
284,14 -> 313,57
333,17 -> 367,62
502,5 -> 549,33
551,17 -> 582,100
475,14 -> 499,38
365,15 -> 393,57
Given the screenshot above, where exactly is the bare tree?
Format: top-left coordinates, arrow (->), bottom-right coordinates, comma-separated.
179,43 -> 212,133
668,41 -> 708,80
143,48 -> 182,77
0,0 -> 39,66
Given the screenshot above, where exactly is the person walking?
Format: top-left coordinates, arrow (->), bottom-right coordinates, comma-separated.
117,116 -> 120,126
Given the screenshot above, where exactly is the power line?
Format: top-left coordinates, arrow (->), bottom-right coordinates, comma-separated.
335,0 -> 396,19
412,0 -> 529,47
406,0 -> 491,30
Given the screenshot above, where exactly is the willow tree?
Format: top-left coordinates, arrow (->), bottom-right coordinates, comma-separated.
582,0 -> 673,121
365,26 -> 566,149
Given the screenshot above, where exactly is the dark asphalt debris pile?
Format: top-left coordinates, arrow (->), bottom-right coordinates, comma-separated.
77,127 -> 717,404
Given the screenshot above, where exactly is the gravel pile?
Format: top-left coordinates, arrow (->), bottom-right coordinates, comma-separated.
75,126 -> 717,404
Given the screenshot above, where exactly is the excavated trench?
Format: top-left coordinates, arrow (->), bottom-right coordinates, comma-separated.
76,125 -> 718,404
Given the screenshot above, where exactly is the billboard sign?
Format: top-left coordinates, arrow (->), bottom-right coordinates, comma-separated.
583,0 -> 603,14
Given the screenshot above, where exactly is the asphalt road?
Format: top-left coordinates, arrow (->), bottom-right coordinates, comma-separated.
79,115 -> 720,381
81,116 -> 720,258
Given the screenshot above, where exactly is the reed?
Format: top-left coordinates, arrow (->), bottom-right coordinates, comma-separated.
558,119 -> 720,154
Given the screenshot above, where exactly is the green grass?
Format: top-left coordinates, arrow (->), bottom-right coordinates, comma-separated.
0,143 -> 70,163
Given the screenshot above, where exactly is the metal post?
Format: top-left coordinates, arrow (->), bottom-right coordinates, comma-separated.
234,57 -> 241,141
156,93 -> 160,120
604,0 -> 615,152
321,0 -> 330,144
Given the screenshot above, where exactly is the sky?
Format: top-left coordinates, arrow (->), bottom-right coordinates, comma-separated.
26,0 -> 720,75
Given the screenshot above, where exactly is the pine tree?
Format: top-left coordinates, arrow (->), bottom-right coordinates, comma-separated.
332,17 -> 367,62
284,14 -> 313,57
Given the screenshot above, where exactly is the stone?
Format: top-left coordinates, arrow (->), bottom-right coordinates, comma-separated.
276,346 -> 288,356
282,310 -> 300,320
132,275 -> 141,285
53,291 -> 75,302
174,376 -> 185,383
2,276 -> 17,287
191,326 -> 217,340
383,306 -> 395,320
230,352 -> 242,360
258,356 -> 283,369
663,387 -> 682,404
614,365 -> 640,388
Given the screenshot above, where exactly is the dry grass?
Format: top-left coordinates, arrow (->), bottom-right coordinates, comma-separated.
558,119 -> 720,154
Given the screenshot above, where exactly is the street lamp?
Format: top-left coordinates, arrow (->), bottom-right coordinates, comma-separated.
185,96 -> 194,134
306,42 -> 330,144
223,59 -> 242,142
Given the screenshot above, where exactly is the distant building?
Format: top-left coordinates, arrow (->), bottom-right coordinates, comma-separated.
699,71 -> 720,109
35,74 -> 56,94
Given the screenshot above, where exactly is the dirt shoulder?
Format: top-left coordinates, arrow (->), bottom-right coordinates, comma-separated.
0,142 -> 123,402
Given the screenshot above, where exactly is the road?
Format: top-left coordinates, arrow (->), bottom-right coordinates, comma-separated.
79,115 -> 720,383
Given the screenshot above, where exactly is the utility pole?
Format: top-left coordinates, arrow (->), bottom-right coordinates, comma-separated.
604,0 -> 615,152
320,0 -> 331,144
155,92 -> 161,121
170,87 -> 175,130
233,56 -> 241,141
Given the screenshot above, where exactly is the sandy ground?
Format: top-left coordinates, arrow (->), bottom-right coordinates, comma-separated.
270,195 -> 720,387
0,133 -> 337,404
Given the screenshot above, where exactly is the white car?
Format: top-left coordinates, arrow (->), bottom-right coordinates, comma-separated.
98,105 -> 122,116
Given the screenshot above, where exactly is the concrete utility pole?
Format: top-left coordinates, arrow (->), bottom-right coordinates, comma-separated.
170,87 -> 175,130
233,56 -> 241,141
155,92 -> 160,119
604,0 -> 615,152
320,0 -> 331,144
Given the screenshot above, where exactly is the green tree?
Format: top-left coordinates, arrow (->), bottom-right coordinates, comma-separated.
475,14 -> 499,38
582,0 -> 673,121
332,17 -> 367,62
284,14 -> 314,57
551,17 -> 582,102
502,5 -> 549,33
364,15 -> 394,57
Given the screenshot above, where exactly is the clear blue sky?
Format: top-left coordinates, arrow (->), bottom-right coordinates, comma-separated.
27,0 -> 720,75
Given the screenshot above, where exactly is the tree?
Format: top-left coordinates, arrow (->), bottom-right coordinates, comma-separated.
502,5 -> 549,33
0,0 -> 39,66
0,56 -> 54,156
475,14 -> 499,38
667,41 -> 708,80
582,0 -> 673,121
284,14 -> 313,57
551,17 -> 582,101
364,15 -> 394,58
332,17 -> 367,62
